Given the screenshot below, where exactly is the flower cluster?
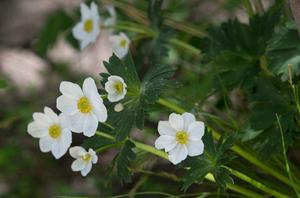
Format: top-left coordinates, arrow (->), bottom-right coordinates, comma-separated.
72,2 -> 130,59
27,76 -> 127,176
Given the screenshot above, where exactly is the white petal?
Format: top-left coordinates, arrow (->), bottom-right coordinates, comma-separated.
90,93 -> 107,122
169,113 -> 184,131
83,77 -> 98,98
27,122 -> 48,138
59,81 -> 83,99
187,140 -> 204,157
44,107 -> 59,123
59,113 -> 71,129
83,114 -> 98,137
154,135 -> 177,152
107,92 -> 124,102
168,144 -> 188,165
182,112 -> 196,131
39,136 -> 53,152
51,139 -> 68,159
56,95 -> 78,115
71,158 -> 85,171
81,161 -> 92,176
69,146 -> 87,158
88,148 -> 98,164
80,3 -> 91,20
72,22 -> 87,40
90,25 -> 100,42
157,121 -> 176,136
62,128 -> 72,149
108,75 -> 125,83
33,112 -> 52,126
104,81 -> 117,94
69,112 -> 85,133
80,37 -> 91,50
187,121 -> 205,141
90,2 -> 100,22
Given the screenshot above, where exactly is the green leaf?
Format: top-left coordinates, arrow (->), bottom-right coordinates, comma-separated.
114,140 -> 136,183
182,132 -> 236,191
35,10 -> 74,57
81,136 -> 115,150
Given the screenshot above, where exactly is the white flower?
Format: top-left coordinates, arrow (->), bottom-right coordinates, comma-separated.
27,107 -> 72,159
109,32 -> 130,59
56,77 -> 107,137
72,2 -> 100,50
103,6 -> 116,34
155,112 -> 205,165
105,75 -> 127,102
69,146 -> 98,177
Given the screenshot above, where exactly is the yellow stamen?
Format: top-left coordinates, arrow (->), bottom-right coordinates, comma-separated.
119,39 -> 127,48
82,154 -> 91,162
176,131 -> 188,144
48,124 -> 61,139
84,19 -> 94,33
114,82 -> 123,93
77,97 -> 92,113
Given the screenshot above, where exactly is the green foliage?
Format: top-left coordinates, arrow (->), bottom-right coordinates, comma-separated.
0,79 -> 7,89
35,10 -> 74,57
114,140 -> 136,183
182,132 -> 236,191
101,53 -> 175,140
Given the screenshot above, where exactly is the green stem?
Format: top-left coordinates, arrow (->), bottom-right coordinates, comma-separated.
242,0 -> 254,17
95,131 -> 282,197
157,97 -> 300,191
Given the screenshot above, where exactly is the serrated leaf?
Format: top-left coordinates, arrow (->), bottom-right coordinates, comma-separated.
115,140 -> 136,183
35,10 -> 74,57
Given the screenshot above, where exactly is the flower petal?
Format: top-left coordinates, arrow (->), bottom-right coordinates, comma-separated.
39,136 -> 53,152
90,93 -> 107,122
107,92 -> 123,102
90,2 -> 100,22
56,95 -> 78,115
187,121 -> 205,141
169,113 -> 184,131
80,3 -> 90,20
69,112 -> 86,133
44,107 -> 59,123
168,144 -> 188,165
59,81 -> 83,99
83,77 -> 98,98
182,112 -> 195,131
80,37 -> 92,50
187,140 -> 204,157
33,112 -> 52,126
154,135 -> 177,152
72,22 -> 87,40
81,161 -> 92,176
27,122 -> 48,138
69,146 -> 87,158
71,158 -> 85,171
157,121 -> 176,136
83,114 -> 98,137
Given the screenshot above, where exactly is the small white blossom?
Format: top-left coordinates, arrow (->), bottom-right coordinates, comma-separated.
155,112 -> 205,165
114,103 -> 124,112
56,77 -> 107,137
69,146 -> 98,177
72,2 -> 100,50
105,75 -> 127,102
27,107 -> 72,159
109,32 -> 130,59
103,6 -> 116,34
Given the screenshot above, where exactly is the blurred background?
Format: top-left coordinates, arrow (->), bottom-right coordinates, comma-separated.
0,0 -> 273,197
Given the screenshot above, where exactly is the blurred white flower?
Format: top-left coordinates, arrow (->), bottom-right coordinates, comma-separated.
69,146 -> 98,177
103,5 -> 117,34
56,77 -> 107,137
105,75 -> 127,102
27,107 -> 72,159
109,32 -> 130,59
155,112 -> 205,165
72,2 -> 100,50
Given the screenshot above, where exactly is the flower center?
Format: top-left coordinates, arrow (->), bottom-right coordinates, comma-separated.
82,154 -> 91,162
176,131 -> 188,144
114,82 -> 123,93
77,97 -> 92,113
84,19 -> 94,33
119,39 -> 127,48
48,124 -> 61,139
